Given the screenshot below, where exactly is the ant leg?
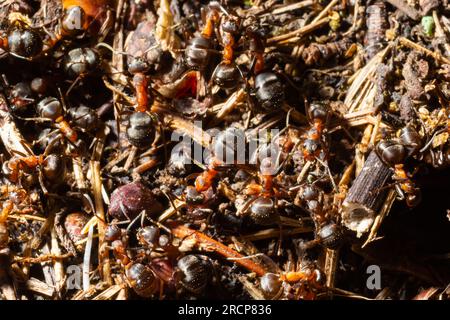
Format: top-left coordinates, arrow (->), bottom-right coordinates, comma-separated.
43,133 -> 64,156
369,181 -> 401,196
123,146 -> 138,171
236,196 -> 257,217
298,238 -> 321,252
38,170 -> 49,195
102,77 -> 135,105
420,128 -> 446,153
32,129 -> 60,148
315,158 -> 338,192
145,216 -> 171,234
394,184 -> 405,201
275,201 -> 283,257
126,210 -> 147,232
65,75 -> 83,97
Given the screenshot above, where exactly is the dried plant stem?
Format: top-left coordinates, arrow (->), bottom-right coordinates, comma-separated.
72,157 -> 87,191
241,227 -> 312,241
92,284 -> 123,300
90,161 -> 112,285
51,226 -> 65,296
162,114 -> 212,148
399,37 -> 450,65
362,189 -> 397,248
157,199 -> 185,222
171,224 -> 267,276
267,17 -> 330,44
14,253 -> 72,264
324,248 -> 339,289
432,11 -> 450,56
0,106 -> 34,157
214,88 -> 246,121
265,1 -> 313,16
25,277 -> 54,297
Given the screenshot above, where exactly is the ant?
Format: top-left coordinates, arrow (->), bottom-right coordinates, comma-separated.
294,182 -> 343,250
63,47 -> 101,80
242,15 -> 268,76
194,127 -> 246,192
238,156 -> 284,226
0,0 -> 110,61
95,40 -> 163,150
180,185 -> 218,221
184,1 -> 222,70
3,148 -> 67,194
302,101 -> 329,162
0,14 -> 43,60
252,72 -> 285,112
32,95 -> 102,156
210,7 -> 242,90
36,97 -> 79,145
176,254 -> 215,295
258,252 -> 325,300
105,219 -> 175,298
375,125 -> 423,207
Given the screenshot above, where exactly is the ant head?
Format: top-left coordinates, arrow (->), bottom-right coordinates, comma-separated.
301,184 -> 320,201
128,57 -> 151,74
220,14 -> 241,35
306,101 -> 328,123
184,185 -> 205,205
105,222 -> 123,242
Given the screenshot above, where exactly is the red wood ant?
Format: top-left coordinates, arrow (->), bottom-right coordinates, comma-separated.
375,125 -> 423,207
0,1 -> 111,60
258,252 -> 325,300
184,2 -> 221,70
194,127 -> 246,192
210,8 -> 242,90
302,101 -> 329,162
295,183 -> 343,250
105,221 -> 174,298
238,156 -> 283,226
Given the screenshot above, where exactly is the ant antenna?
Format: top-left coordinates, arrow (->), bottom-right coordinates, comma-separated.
420,128 -> 446,153
96,42 -> 132,57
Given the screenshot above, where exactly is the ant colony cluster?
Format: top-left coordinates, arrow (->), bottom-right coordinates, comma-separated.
0,0 -> 449,301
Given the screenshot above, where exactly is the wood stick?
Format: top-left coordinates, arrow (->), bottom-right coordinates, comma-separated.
341,150 -> 392,237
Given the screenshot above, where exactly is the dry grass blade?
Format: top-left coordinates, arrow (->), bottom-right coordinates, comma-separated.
267,17 -> 330,44
344,45 -> 392,112
25,277 -> 55,297
240,227 -> 313,241
89,161 -> 112,285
